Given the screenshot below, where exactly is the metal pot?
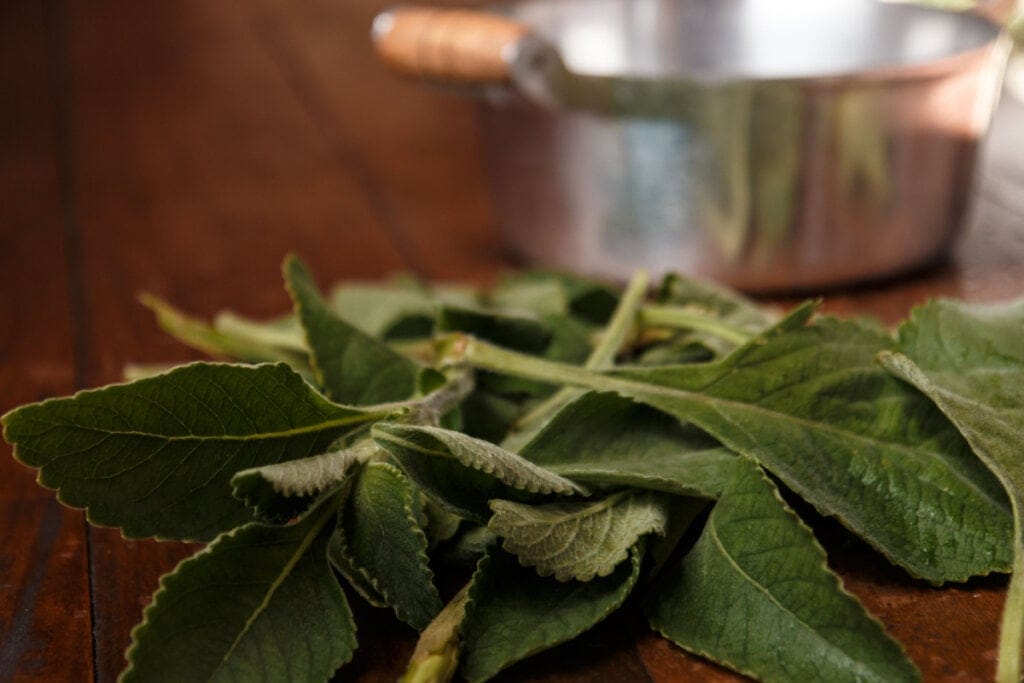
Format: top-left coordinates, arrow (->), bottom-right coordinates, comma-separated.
373,0 -> 1010,291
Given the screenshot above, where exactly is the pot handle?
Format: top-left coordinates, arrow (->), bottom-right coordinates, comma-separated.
372,7 -> 531,84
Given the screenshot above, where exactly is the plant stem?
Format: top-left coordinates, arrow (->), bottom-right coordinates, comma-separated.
402,368 -> 476,426
586,270 -> 651,370
639,305 -> 752,345
996,522 -> 1024,683
400,583 -> 471,683
456,337 -> 614,395
512,271 -> 649,432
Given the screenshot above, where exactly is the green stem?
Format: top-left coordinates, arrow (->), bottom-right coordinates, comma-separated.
400,583 -> 471,683
639,305 -> 752,345
996,521 -> 1024,683
457,337 -> 614,395
586,270 -> 650,370
513,271 -> 649,431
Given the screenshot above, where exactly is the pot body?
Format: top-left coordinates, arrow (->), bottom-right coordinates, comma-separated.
480,0 -> 1010,290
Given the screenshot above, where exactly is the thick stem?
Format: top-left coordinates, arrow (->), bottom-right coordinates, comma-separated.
513,271 -> 649,431
400,583 -> 471,683
457,337 -> 613,394
639,305 -> 752,345
996,520 -> 1024,683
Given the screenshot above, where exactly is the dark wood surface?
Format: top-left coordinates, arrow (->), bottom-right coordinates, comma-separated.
1,1 -> 1023,681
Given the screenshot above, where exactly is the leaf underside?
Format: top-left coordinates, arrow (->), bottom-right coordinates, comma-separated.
488,491 -> 667,582
372,423 -> 586,522
231,448 -> 362,524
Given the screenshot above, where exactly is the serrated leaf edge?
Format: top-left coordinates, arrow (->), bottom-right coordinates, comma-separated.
488,492 -> 666,582
460,544 -> 644,683
120,500 -> 354,681
646,461 -> 917,682
372,423 -> 587,497
335,462 -> 442,630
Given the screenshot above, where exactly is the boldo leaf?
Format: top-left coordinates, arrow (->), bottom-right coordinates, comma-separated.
648,458 -> 919,683
284,254 -> 420,405
460,544 -> 643,683
2,362 -> 378,541
122,500 -> 356,682
518,391 -> 738,499
488,491 -> 668,582
231,446 -> 364,523
460,307 -> 1013,582
140,294 -> 308,369
880,298 -> 1024,682
333,461 -> 442,630
372,423 -> 586,523
610,309 -> 1012,582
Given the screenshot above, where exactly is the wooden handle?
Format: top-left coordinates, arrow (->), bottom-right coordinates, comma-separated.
372,8 -> 531,84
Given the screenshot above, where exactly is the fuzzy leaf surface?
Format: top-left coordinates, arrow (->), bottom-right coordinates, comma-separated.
334,461 -> 442,630
489,491 -> 667,581
607,307 -> 1012,581
122,501 -> 356,682
2,362 -> 376,541
880,298 -> 1024,681
519,391 -> 737,498
231,447 -> 362,523
648,459 -> 918,682
460,544 -> 642,683
372,423 -> 585,522
285,255 -> 420,405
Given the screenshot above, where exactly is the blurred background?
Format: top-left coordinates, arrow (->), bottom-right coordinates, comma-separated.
1,0 -> 1022,399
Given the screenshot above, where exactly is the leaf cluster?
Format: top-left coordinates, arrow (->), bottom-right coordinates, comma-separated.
4,256 -> 1023,682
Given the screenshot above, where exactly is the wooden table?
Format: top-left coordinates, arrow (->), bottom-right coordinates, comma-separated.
2,1 -> 1023,681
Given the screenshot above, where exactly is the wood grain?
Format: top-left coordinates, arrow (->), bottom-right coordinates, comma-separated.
0,1 -> 93,680
1,0 -> 1023,681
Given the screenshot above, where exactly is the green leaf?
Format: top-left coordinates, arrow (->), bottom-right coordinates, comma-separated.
2,362 -> 378,540
519,392 -> 737,499
231,446 -> 364,523
329,279 -> 437,339
213,311 -> 307,354
438,305 -> 552,355
460,544 -> 643,683
490,271 -> 619,325
460,308 -> 1013,582
122,500 -> 356,682
644,272 -> 777,357
648,458 -> 919,683
488,277 -> 569,318
880,298 -> 1024,682
334,461 -> 442,630
284,254 -> 420,405
488,491 -> 667,581
372,423 -> 586,523
140,294 -> 308,368
656,272 -> 775,331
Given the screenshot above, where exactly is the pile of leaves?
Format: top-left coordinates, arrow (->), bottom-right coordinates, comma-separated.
5,255 -> 1024,682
